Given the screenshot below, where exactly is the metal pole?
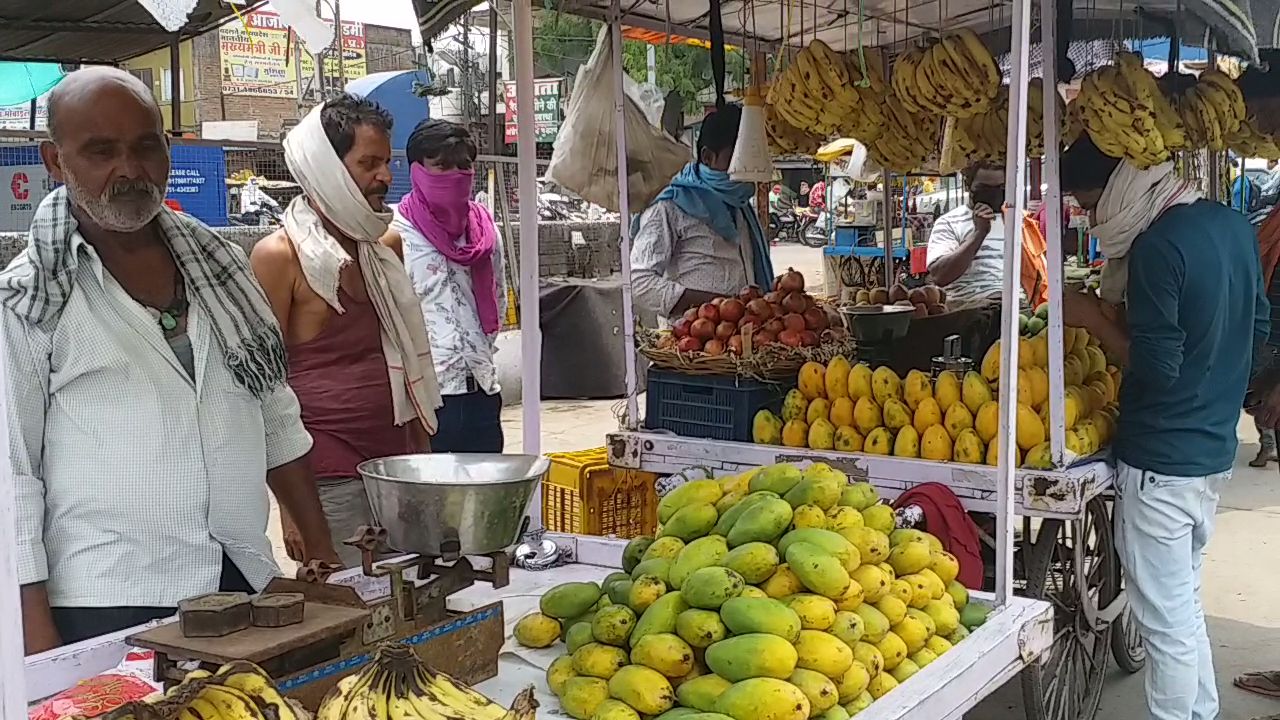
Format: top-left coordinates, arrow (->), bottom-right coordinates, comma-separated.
462,9 -> 472,122
293,29 -> 306,118
995,0 -> 1032,608
313,0 -> 326,102
514,0 -> 542,458
489,4 -> 500,151
0,313 -> 24,718
169,34 -> 182,135
28,98 -> 36,131
334,0 -> 346,87
613,10 -> 640,430
882,175 -> 893,289
647,44 -> 657,85
1040,0 -> 1067,468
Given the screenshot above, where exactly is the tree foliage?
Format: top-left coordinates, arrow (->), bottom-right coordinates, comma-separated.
532,8 -> 747,115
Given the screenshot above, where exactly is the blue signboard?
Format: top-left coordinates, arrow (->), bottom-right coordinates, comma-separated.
167,145 -> 228,227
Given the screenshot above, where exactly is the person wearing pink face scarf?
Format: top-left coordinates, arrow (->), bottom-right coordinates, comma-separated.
393,120 -> 507,452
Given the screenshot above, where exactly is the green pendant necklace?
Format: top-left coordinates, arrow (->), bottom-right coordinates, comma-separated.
151,270 -> 188,332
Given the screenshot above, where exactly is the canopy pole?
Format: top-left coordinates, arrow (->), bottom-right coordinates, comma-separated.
995,0 -> 1032,608
1040,0 -> 1067,467
882,176 -> 893,289
0,324 -> 25,716
169,34 -> 182,135
611,8 -> 641,430
514,0 -> 543,467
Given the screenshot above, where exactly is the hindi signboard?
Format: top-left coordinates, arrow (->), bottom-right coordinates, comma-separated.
504,79 -> 562,144
218,10 -> 367,98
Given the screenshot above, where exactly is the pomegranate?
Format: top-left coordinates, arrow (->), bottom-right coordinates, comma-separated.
746,298 -> 774,321
763,318 -> 786,335
764,290 -> 785,304
698,303 -> 721,323
799,330 -> 820,347
676,336 -> 703,352
683,307 -> 699,322
913,302 -> 929,318
715,321 -> 737,341
779,268 -> 805,293
738,286 -> 763,302
711,296 -> 726,306
753,331 -> 776,347
727,335 -> 745,355
740,314 -> 761,331
719,298 -> 746,324
703,338 -> 726,356
803,307 -> 829,332
690,318 -> 716,341
782,291 -> 808,314
783,313 -> 807,333
672,318 -> 692,338
778,329 -> 804,347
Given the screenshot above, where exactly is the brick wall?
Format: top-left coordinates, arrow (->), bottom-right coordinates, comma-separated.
366,25 -> 416,73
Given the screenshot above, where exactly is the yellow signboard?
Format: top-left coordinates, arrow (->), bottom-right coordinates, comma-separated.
218,10 -> 367,98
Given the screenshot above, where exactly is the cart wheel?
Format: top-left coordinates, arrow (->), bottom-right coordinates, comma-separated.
1020,498 -> 1117,720
839,257 -> 865,290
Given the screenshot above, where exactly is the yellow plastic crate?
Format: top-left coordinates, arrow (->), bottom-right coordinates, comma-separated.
543,447 -> 658,538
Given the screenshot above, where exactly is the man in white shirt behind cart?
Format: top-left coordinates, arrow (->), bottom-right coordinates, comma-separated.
393,119 -> 507,452
1,67 -> 338,653
926,162 -> 1008,308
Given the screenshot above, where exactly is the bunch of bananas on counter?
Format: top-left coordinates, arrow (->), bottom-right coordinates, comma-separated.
1226,118 -> 1280,159
765,42 -> 890,152
1179,68 -> 1246,152
317,642 -> 537,720
1076,58 -> 1168,167
869,96 -> 941,172
98,660 -> 305,720
893,30 -> 1000,118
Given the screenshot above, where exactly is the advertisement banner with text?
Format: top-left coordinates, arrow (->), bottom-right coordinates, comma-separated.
218,10 -> 367,98
504,79 -> 562,144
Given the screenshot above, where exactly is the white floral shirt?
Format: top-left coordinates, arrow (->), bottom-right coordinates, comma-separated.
393,206 -> 507,397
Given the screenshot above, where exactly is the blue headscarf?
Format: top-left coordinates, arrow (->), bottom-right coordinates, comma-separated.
642,162 -> 775,290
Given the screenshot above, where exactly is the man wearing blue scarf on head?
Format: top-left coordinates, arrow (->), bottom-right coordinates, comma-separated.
631,104 -> 775,318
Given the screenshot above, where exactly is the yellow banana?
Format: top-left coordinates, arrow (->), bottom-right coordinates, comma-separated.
197,684 -> 266,720
220,670 -> 299,720
317,671 -> 375,720
955,28 -> 1000,97
422,670 -> 507,720
892,48 -> 925,112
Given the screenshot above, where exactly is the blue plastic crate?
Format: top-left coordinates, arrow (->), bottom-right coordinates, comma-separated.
644,369 -> 796,442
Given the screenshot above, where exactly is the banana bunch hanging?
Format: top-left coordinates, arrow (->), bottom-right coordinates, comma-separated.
766,104 -> 823,155
869,97 -> 941,172
768,39 -> 867,140
892,29 -> 1000,118
1179,68 -> 1247,152
837,47 -> 888,144
1226,119 -> 1280,160
1076,61 -> 1169,168
946,79 -> 1064,165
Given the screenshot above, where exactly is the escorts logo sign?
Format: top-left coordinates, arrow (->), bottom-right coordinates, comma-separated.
11,171 -> 29,201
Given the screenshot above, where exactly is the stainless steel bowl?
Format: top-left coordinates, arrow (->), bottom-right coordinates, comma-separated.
357,453 -> 549,557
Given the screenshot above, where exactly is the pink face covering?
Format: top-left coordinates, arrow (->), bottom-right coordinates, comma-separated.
398,162 -> 501,334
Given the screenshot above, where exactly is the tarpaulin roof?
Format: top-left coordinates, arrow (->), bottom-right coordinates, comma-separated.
0,0 -> 263,63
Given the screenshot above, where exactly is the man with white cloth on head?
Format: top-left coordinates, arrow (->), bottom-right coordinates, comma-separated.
252,95 -> 442,568
1059,134 -> 1270,720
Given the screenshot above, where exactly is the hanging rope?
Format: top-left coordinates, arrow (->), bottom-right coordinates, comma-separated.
709,0 -> 727,107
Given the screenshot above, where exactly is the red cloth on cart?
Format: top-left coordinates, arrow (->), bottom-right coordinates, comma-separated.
892,483 -> 984,589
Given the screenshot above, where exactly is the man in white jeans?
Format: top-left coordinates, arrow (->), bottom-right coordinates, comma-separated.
1061,136 -> 1269,720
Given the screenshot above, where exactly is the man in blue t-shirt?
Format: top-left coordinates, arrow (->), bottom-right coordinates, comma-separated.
1059,136 -> 1269,720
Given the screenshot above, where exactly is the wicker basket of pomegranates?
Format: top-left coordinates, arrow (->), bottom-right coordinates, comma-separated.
639,269 -> 855,380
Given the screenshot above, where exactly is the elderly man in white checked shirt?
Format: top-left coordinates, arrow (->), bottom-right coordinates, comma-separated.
0,67 -> 339,654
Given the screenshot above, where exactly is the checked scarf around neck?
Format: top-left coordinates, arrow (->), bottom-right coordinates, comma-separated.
283,103 -> 442,432
0,186 -> 287,398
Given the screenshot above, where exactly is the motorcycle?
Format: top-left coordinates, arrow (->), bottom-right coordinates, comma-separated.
799,210 -> 829,248
228,204 -> 282,227
768,210 -> 800,244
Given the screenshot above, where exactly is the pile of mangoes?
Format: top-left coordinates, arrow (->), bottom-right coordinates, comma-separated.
513,463 -> 991,720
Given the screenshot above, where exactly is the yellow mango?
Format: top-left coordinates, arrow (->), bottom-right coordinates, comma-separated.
788,594 -> 839,630
871,366 -> 902,404
607,665 -> 676,715
853,397 -> 882,436
714,677 -> 811,720
943,402 -> 973,440
892,425 -> 920,458
847,363 -> 874,401
833,425 -> 864,453
1026,366 -> 1049,408
974,400 -> 999,443
791,504 -> 828,530
782,419 -> 809,448
1030,332 -> 1049,368
864,427 -> 893,455
980,340 -> 1001,382
962,371 -> 993,414
1022,441 -> 1053,469
799,361 -> 827,400
826,506 -> 864,532
1018,336 -> 1035,368
752,409 -> 783,445
807,398 -> 832,426
560,677 -> 611,719
760,563 -> 806,598
1016,403 -> 1045,450
882,398 -> 912,431
794,629 -> 855,679
913,397 -> 942,435
829,397 -> 855,428
920,425 -> 953,462
953,429 -> 984,464
547,654 -> 578,695
788,668 -> 840,715
825,355 -> 852,400
808,418 -> 836,450
903,369 -> 933,411
781,389 -> 808,423
934,370 -> 961,413
875,631 -> 909,671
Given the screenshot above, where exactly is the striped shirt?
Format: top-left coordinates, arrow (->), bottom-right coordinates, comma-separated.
3,232 -> 312,607
631,200 -> 753,318
926,206 -> 1007,308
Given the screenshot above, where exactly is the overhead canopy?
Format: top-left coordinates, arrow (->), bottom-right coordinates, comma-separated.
0,0 -> 261,63
560,0 -> 1261,62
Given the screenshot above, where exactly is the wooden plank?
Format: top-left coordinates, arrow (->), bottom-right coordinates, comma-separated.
127,603 -> 370,664
607,431 -> 1112,519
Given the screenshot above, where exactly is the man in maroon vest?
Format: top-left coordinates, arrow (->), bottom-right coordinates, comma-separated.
251,95 -> 441,567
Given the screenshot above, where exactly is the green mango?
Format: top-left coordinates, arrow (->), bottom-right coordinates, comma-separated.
719,542 -> 781,584
630,591 -> 689,647
681,567 -> 745,610
785,542 -> 853,599
630,558 -> 672,585
704,634 -> 798,681
775,529 -> 860,572
712,491 -> 778,536
675,674 -> 734,712
725,497 -> 793,547
659,479 -> 724,523
622,536 -> 655,573
659,502 -> 719,542
718,597 -> 802,642
749,463 -> 804,495
669,536 -> 729,589
541,581 -> 603,619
